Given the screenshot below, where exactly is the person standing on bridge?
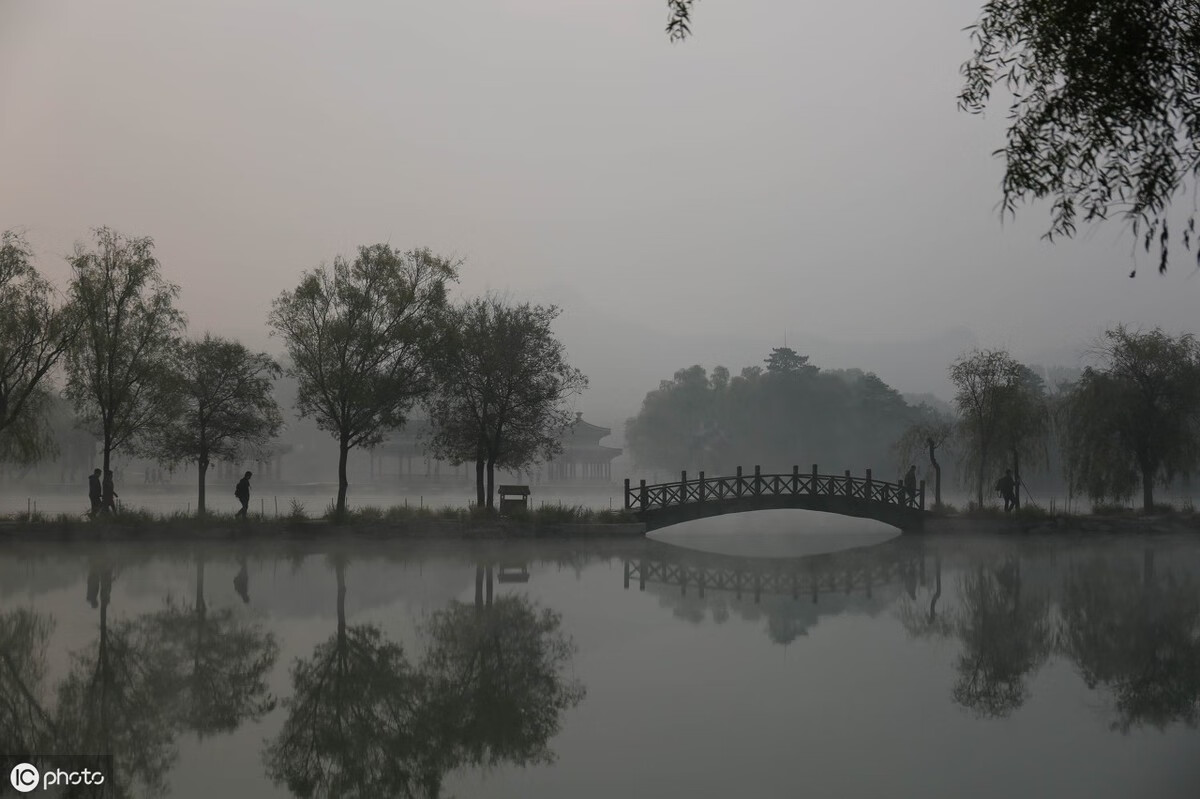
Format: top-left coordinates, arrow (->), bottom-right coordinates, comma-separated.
903,465 -> 918,502
995,469 -> 1016,512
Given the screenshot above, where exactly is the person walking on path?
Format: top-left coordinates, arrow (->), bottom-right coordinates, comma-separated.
903,465 -> 918,503
995,469 -> 1016,512
88,469 -> 102,516
235,471 -> 252,519
102,470 -> 119,514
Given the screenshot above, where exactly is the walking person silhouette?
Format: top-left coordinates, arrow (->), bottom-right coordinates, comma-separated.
235,471 -> 252,519
87,468 -> 102,516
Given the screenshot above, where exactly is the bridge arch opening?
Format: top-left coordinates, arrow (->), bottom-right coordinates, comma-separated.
647,508 -> 900,559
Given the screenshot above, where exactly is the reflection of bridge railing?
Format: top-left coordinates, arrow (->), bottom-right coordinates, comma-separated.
624,541 -> 924,604
625,465 -> 925,513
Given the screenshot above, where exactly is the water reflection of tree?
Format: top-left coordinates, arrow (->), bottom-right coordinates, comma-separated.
0,608 -> 56,755
1060,549 -> 1200,732
420,565 -> 586,770
55,565 -> 182,798
896,554 -> 953,640
951,558 -> 1053,718
149,554 -> 278,738
263,555 -> 440,798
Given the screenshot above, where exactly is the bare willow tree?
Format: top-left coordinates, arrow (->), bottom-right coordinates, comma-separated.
65,228 -> 185,474
426,297 -> 587,510
155,335 -> 283,515
1062,326 -> 1200,511
0,230 -> 78,464
269,245 -> 457,518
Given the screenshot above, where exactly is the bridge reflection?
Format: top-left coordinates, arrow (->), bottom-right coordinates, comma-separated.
623,537 -> 927,604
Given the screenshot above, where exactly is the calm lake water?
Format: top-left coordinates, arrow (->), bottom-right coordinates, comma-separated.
1,511 -> 1198,798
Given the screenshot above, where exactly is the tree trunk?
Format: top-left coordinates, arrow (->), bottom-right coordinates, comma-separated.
197,455 -> 208,516
336,434 -> 350,519
475,458 -> 485,509
486,458 -> 496,510
927,437 -> 942,507
1141,468 -> 1154,512
1012,448 -> 1021,511
976,445 -> 987,508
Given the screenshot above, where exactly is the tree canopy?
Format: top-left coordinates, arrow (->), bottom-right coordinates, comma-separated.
626,351 -> 921,475
426,297 -> 587,509
155,335 -> 283,514
959,0 -> 1200,274
269,244 -> 457,518
64,228 -> 185,474
0,230 -> 78,464
1061,326 -> 1200,510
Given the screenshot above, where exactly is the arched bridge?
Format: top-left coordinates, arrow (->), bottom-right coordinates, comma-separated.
624,465 -> 925,532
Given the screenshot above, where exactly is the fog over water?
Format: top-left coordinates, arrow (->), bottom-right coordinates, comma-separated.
2,526 -> 1198,797
3,0 -> 1199,429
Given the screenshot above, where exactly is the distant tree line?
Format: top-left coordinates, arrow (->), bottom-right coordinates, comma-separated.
896,329 -> 1200,512
0,228 -> 586,518
628,328 -> 1200,513
625,346 -> 940,478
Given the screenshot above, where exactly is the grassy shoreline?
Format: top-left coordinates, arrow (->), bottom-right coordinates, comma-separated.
1,500 -> 1197,540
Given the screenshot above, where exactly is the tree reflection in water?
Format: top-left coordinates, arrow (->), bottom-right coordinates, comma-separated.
1060,549 -> 1200,732
55,564 -> 181,798
951,557 -> 1053,718
148,553 -> 278,738
263,554 -> 439,798
420,565 -> 586,771
263,559 -> 585,799
0,608 -> 56,757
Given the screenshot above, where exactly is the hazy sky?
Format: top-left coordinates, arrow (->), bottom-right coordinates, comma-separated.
4,0 -> 1198,427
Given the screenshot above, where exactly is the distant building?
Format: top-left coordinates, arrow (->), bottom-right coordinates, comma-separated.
545,413 -> 622,482
371,413 -> 622,485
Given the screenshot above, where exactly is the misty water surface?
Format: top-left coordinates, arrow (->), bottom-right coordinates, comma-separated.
1,513 -> 1198,798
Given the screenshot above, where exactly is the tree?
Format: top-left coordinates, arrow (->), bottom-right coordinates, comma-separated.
950,349 -> 1041,508
995,365 -> 1050,510
426,297 -> 587,510
269,245 -> 456,518
0,230 -> 78,464
893,408 -> 955,508
155,335 -> 283,515
763,346 -> 816,377
64,228 -> 185,476
959,1 -> 1200,274
1061,326 -> 1200,511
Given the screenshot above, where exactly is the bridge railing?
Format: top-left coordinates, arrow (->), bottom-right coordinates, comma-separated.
624,465 -> 925,513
